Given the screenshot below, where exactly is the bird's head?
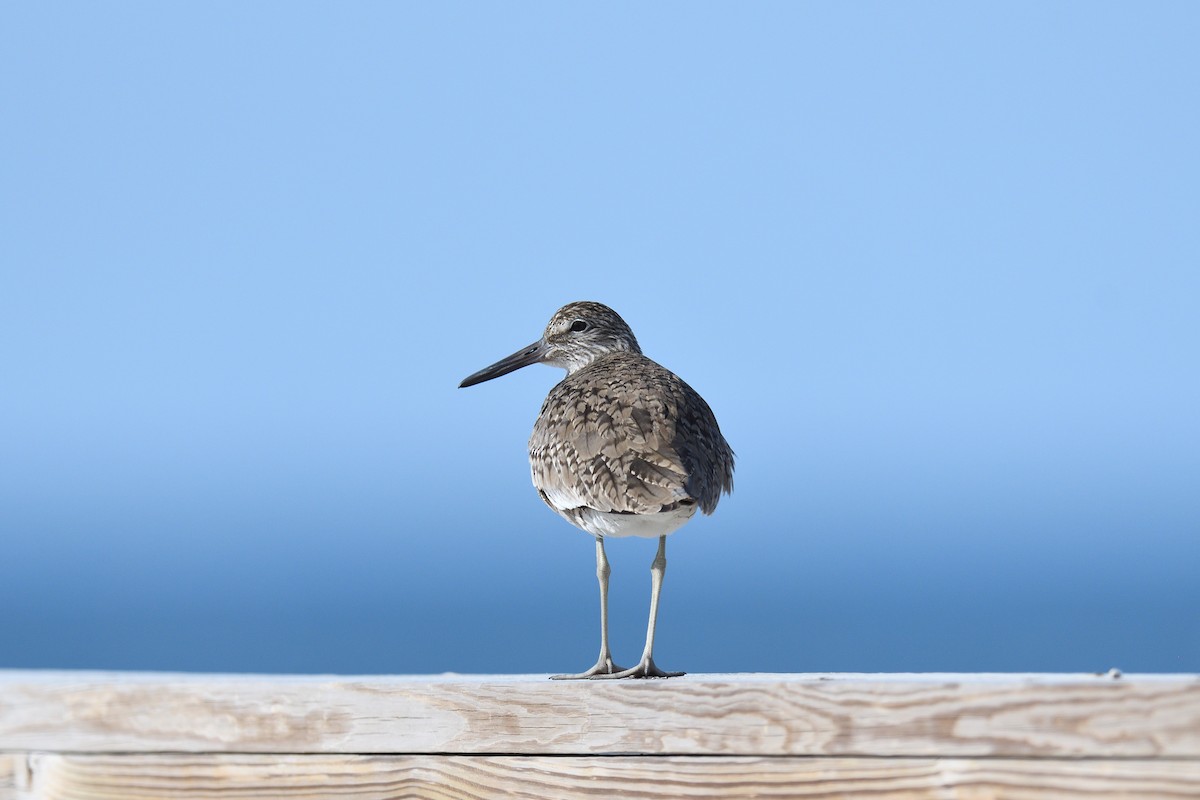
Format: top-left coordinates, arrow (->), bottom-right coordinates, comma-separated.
459,301 -> 641,388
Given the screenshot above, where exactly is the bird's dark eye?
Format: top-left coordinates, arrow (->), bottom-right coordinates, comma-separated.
570,320 -> 589,333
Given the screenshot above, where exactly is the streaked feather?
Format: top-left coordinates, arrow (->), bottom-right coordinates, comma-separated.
530,349 -> 734,521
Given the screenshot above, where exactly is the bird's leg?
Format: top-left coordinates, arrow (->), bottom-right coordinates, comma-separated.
595,535 -> 684,679
551,536 -> 627,680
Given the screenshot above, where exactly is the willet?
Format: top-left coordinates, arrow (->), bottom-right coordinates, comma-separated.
459,301 -> 734,679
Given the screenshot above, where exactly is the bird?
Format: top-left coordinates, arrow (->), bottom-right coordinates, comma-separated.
458,301 -> 734,679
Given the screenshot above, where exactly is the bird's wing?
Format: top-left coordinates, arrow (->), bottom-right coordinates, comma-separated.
529,367 -> 692,516
670,379 -> 735,514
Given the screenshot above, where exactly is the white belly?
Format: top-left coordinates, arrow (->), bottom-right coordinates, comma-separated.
563,504 -> 697,539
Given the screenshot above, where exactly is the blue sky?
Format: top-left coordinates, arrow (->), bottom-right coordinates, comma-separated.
1,2 -> 1197,674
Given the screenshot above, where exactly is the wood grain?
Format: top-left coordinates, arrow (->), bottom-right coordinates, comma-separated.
1,671 -> 1198,757
7,753 -> 1199,800
0,754 -> 19,800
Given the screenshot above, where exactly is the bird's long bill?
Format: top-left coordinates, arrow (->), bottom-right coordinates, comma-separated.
458,340 -> 545,388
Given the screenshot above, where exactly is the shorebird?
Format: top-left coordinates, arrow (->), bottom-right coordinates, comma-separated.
459,301 -> 734,679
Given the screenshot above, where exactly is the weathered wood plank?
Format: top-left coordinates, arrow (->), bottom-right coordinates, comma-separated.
1,671 -> 1197,757
0,754 -> 18,800
7,753 -> 1199,800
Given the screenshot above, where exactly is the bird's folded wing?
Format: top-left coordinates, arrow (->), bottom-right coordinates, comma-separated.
530,393 -> 690,515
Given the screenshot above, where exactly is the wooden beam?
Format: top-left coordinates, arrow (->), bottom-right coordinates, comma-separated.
0,754 -> 20,800
4,753 -> 1198,800
1,671 -> 1197,757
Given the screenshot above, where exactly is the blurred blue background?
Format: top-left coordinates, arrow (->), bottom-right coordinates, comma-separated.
2,2 -> 1197,675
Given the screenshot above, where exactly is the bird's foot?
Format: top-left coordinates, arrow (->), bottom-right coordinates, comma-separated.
590,655 -> 684,680
550,655 -> 628,680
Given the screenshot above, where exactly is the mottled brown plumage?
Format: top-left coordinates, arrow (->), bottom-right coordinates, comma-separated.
530,349 -> 734,520
459,300 -> 734,679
